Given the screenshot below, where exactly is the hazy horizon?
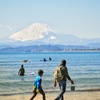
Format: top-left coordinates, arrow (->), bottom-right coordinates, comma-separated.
0,0 -> 100,43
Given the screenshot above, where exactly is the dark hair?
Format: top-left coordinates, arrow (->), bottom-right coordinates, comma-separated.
38,69 -> 44,75
21,65 -> 23,68
60,59 -> 66,66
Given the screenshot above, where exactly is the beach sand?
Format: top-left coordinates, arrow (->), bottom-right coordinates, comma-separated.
0,91 -> 100,100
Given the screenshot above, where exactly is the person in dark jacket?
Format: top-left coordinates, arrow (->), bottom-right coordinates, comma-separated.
54,60 -> 74,100
18,65 -> 25,76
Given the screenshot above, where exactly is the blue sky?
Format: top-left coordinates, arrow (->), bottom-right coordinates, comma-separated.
0,0 -> 100,40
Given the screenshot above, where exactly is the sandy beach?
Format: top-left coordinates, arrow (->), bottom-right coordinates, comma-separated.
0,91 -> 100,100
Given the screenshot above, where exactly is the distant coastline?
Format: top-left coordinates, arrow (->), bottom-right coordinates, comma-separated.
34,49 -> 100,52
0,44 -> 100,52
0,49 -> 100,53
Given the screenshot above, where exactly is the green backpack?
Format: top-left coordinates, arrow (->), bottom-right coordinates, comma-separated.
53,66 -> 63,82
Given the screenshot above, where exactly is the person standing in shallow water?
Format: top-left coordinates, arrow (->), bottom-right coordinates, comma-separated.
18,65 -> 25,76
54,60 -> 74,100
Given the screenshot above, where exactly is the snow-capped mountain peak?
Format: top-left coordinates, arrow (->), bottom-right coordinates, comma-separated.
9,22 -> 100,45
10,23 -> 55,41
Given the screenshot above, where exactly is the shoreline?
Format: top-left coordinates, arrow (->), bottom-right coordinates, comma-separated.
0,88 -> 100,96
0,50 -> 100,53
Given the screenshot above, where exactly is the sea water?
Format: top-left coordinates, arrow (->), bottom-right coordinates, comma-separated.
0,52 -> 100,95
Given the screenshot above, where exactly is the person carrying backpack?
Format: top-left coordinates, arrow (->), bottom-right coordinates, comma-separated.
53,60 -> 74,100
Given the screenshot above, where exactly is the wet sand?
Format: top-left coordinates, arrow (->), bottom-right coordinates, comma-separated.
0,91 -> 100,100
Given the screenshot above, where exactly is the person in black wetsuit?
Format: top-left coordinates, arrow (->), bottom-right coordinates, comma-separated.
49,57 -> 52,61
18,65 -> 25,76
43,58 -> 47,62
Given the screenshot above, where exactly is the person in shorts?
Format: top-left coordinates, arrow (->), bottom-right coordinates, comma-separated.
29,69 -> 46,100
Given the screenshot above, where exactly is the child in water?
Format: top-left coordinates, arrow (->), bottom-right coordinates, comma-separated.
29,69 -> 46,100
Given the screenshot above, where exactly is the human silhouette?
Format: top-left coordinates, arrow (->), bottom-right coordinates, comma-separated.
18,65 -> 25,76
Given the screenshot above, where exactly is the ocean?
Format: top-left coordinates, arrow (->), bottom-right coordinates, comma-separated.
0,52 -> 100,95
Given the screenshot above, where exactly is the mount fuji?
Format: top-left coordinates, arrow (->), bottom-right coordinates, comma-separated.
10,23 -> 56,42
9,23 -> 81,45
9,23 -> 100,46
0,23 -> 100,52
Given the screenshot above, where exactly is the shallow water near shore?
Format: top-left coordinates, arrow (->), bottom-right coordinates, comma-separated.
0,52 -> 100,95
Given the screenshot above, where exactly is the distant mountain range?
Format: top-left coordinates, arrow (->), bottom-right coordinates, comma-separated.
0,23 -> 100,52
0,44 -> 100,52
8,23 -> 100,46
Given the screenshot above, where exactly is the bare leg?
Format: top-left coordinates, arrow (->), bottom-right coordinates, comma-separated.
29,90 -> 38,100
39,90 -> 46,100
